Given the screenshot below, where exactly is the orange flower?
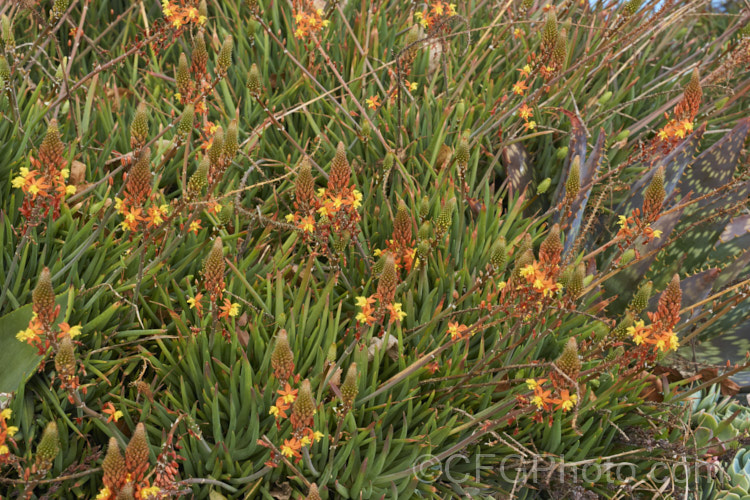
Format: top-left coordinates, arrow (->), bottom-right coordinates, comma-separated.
447,321 -> 469,340
519,103 -> 533,121
280,437 -> 302,459
512,80 -> 529,95
277,383 -> 298,405
102,402 -> 123,423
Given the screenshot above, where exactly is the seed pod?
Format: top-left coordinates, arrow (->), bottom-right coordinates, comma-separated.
326,343 -> 337,365
54,334 -> 76,384
117,483 -> 135,500
246,0 -> 260,16
292,379 -> 316,429
39,119 -> 65,168
187,156 -> 210,199
555,337 -> 581,381
539,223 -> 562,265
393,200 -> 413,249
130,103 -> 150,152
620,248 -> 636,265
271,330 -> 295,381
246,63 -> 262,97
383,151 -> 395,174
520,0 -> 533,12
176,53 -> 191,98
295,158 -> 316,212
191,32 -> 209,77
418,222 -> 432,242
623,0 -> 643,16
565,156 -> 580,203
419,196 -> 430,221
102,437 -> 127,490
610,313 -> 634,340
224,120 -> 239,160
178,104 -> 195,138
329,142 -> 351,193
0,55 -> 10,86
208,126 -> 224,168
553,29 -> 568,70
417,240 -> 430,263
125,423 -> 150,482
360,119 -> 371,142
377,253 -> 398,304
217,35 -> 233,75
568,263 -> 585,299
202,237 -> 225,298
401,25 -> 420,67
50,0 -> 69,22
489,237 -> 507,272
675,68 -> 702,121
341,363 -> 358,409
1,15 -> 13,55
541,11 -> 558,55
199,0 -> 208,19
33,267 -> 56,328
605,346 -> 625,362
219,201 -> 234,226
126,148 -> 152,206
334,230 -> 351,254
642,166 -> 665,221
454,134 -> 470,171
35,421 -> 60,476
372,254 -> 387,276
628,280 -> 652,314
306,483 -> 322,500
434,198 -> 454,238
537,178 -> 551,194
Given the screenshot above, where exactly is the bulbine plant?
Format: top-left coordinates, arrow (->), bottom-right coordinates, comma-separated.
1,0 -> 750,498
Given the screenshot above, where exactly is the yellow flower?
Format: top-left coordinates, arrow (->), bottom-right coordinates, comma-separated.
269,405 -> 280,417
531,395 -> 545,409
28,183 -> 40,196
187,297 -> 199,309
513,27 -> 522,39
60,168 -> 70,179
96,487 -> 111,500
356,312 -> 369,323
285,213 -> 295,222
12,175 -> 27,189
68,324 -> 82,338
448,3 -> 457,14
658,129 -> 669,141
391,302 -> 407,321
668,333 -> 679,351
112,410 -> 123,422
652,229 -> 663,239
281,444 -> 295,457
66,185 -> 76,195
520,264 -> 536,278
6,426 -> 18,437
313,431 -> 324,442
355,296 -> 369,308
317,188 -> 326,197
617,215 -> 628,228
114,197 -> 124,214
16,328 -> 35,342
228,302 -> 240,317
317,205 -> 330,217
189,220 -> 201,233
0,409 -> 11,419
498,281 -> 507,291
366,95 -> 380,110
0,445 -> 9,455
174,92 -> 182,102
140,486 -> 160,498
352,189 -> 363,209
526,378 -> 539,390
322,19 -> 331,27
172,17 -> 183,28
301,218 -> 315,233
159,204 -> 169,215
560,393 -> 577,411
409,82 -> 418,91
300,436 -> 312,446
373,248 -> 382,257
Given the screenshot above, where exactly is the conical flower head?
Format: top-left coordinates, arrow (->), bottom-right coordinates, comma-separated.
333,230 -> 351,254
393,200 -> 413,249
295,158 -> 316,212
50,0 -> 69,22
292,379 -> 316,429
130,102 -> 150,152
541,11 -> 558,54
610,312 -> 634,340
208,126 -> 225,168
417,240 -> 430,262
187,156 -> 210,199
372,254 -> 387,276
271,329 -> 295,381
176,52 -> 191,97
191,32 -> 208,77
40,119 -> 65,168
35,421 -> 60,475
126,148 -> 152,205
565,157 -> 580,204
434,198 -> 455,237
513,248 -> 535,278
454,134 -> 470,169
306,484 -> 322,500
377,253 -> 398,304
643,166 -> 665,221
224,120 -> 239,160
489,237 -> 507,272
125,423 -> 150,482
246,63 -> 262,97
329,142 -> 351,194
0,55 -> 10,85
556,337 -> 581,380
675,68 -> 702,121
102,437 -> 127,490
341,363 -> 358,409
203,237 -> 225,298
567,263 -> 585,298
657,274 -> 681,328
629,280 -> 652,314
419,195 -> 430,221
217,36 -> 233,75
623,0 -> 643,16
116,483 -> 135,500
33,267 -> 56,327
178,104 -> 195,138
553,29 -> 568,70
418,221 -> 431,242
1,15 -> 14,55
219,201 -> 234,226
539,223 -> 562,265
